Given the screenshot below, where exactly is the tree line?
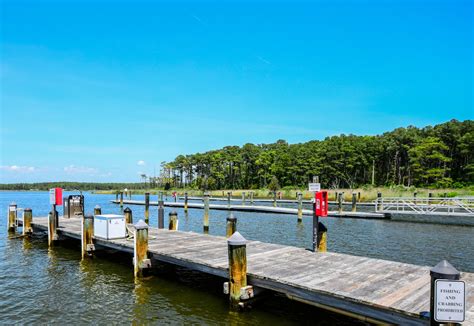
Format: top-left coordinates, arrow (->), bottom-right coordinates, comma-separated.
0,182 -> 143,191
160,119 -> 473,190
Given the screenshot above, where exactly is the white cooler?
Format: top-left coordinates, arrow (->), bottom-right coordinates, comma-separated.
94,214 -> 126,239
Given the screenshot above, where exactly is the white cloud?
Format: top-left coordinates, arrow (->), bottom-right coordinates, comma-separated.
63,165 -> 98,175
1,165 -> 36,173
137,160 -> 146,166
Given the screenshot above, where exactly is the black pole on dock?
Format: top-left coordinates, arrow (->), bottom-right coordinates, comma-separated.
169,211 -> 178,230
81,214 -> 95,258
351,193 -> 357,212
429,260 -> 461,325
23,208 -> 33,235
124,207 -> 132,224
184,192 -> 188,213
120,192 -> 124,208
226,214 -> 237,238
338,192 -> 343,213
377,192 -> 382,211
203,192 -> 210,233
158,192 -> 164,229
7,202 -> 17,233
227,191 -> 231,208
144,192 -> 150,224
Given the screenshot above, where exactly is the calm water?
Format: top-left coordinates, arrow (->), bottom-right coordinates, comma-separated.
1,191 -> 473,324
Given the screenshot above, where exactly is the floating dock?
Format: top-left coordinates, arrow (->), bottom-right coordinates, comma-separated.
111,200 -> 387,219
29,216 -> 474,325
178,196 -> 376,208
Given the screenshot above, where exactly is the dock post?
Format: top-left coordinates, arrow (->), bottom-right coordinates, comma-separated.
429,260 -> 461,326
81,214 -> 95,258
94,205 -> 101,215
48,205 -> 58,246
184,192 -> 188,213
169,211 -> 178,230
158,192 -> 164,229
414,192 -> 417,205
250,191 -> 254,204
133,220 -> 151,277
203,192 -> 210,233
241,192 -> 245,205
428,192 -> 432,206
227,232 -> 252,309
7,202 -> 17,233
22,208 -> 33,235
144,192 -> 150,224
358,192 -> 361,201
351,193 -> 357,212
120,192 -> 124,208
312,214 -> 327,252
335,191 -> 338,202
297,192 -> 303,223
226,214 -> 237,238
338,192 -> 343,213
115,192 -> 118,202
227,192 -> 231,208
124,207 -> 132,224
272,191 -> 277,207
377,192 -> 382,211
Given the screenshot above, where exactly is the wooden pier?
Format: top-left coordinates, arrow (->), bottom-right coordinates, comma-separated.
111,200 -> 387,219
28,216 -> 474,325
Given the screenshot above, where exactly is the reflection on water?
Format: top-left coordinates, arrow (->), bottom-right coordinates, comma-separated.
1,191 -> 473,324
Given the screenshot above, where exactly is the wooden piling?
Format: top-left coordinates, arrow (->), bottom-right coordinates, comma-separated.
144,192 -> 150,223
428,192 -> 432,205
377,192 -> 382,211
115,192 -> 118,201
48,205 -> 58,246
22,208 -> 33,235
227,232 -> 248,308
124,207 -> 132,224
338,192 -> 343,213
158,192 -> 164,229
227,191 -> 231,208
226,214 -> 237,238
272,191 -> 277,207
133,220 -> 151,277
297,192 -> 303,222
351,193 -> 357,212
413,192 -> 417,205
81,214 -> 95,258
241,192 -> 246,205
335,191 -> 338,202
168,211 -> 178,231
317,222 -> 327,252
358,192 -> 361,201
250,191 -> 254,204
7,202 -> 17,233
203,192 -> 210,232
184,192 -> 188,213
120,192 -> 124,208
94,205 -> 101,215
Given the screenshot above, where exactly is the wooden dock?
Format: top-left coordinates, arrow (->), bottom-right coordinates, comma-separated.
111,200 -> 387,219
29,216 -> 474,325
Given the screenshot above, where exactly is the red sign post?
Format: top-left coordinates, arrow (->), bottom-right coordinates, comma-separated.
313,191 -> 328,252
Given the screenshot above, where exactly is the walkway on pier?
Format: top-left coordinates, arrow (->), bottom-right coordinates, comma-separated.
30,217 -> 474,325
111,200 -> 387,219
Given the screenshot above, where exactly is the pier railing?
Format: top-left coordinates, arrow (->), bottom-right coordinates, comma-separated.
374,196 -> 474,215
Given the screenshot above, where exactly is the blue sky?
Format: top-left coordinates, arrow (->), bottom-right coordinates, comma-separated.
1,0 -> 472,183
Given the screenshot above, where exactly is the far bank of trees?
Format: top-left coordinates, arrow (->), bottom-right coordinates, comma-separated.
157,119 -> 473,190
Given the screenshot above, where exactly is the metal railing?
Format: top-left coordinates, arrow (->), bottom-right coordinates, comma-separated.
373,197 -> 474,215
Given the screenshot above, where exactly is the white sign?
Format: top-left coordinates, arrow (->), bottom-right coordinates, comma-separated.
308,183 -> 321,192
434,279 -> 465,323
49,188 -> 56,205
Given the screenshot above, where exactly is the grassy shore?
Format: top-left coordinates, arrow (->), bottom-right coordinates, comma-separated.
94,186 -> 474,202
